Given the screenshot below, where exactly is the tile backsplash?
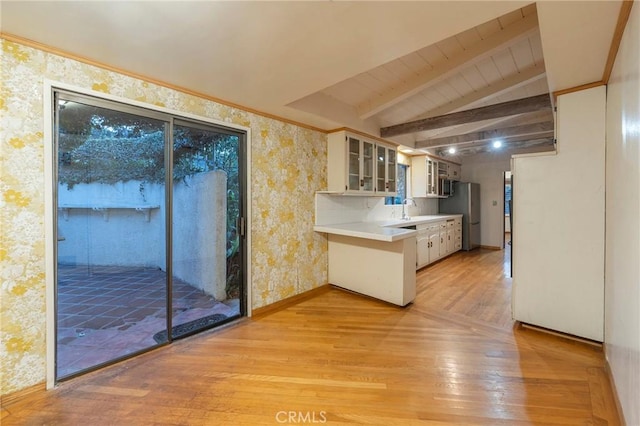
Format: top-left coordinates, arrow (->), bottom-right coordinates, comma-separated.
315,193 -> 438,225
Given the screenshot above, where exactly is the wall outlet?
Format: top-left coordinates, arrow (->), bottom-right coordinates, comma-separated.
492,200 -> 497,206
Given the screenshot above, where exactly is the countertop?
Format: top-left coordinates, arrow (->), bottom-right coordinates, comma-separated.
379,214 -> 462,229
314,214 -> 462,242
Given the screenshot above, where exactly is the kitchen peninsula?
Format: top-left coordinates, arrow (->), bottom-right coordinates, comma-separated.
314,214 -> 462,306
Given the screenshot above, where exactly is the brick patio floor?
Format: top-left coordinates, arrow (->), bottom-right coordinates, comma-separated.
57,264 -> 240,378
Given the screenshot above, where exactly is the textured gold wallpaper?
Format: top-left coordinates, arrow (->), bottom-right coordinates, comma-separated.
0,40 -> 328,395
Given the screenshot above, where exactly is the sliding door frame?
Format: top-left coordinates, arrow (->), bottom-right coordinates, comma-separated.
171,117 -> 249,329
44,80 -> 252,388
51,89 -> 173,383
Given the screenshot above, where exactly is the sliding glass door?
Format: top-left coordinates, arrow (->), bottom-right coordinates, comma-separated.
165,121 -> 243,341
54,91 -> 245,380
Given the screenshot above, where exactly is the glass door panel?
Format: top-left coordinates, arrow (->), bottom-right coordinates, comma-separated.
387,149 -> 397,193
348,137 -> 360,191
169,122 -> 243,340
427,159 -> 435,195
362,141 -> 374,191
55,97 -> 167,379
376,146 -> 386,192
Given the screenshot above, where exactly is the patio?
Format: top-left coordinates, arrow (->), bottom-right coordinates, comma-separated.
56,264 -> 239,378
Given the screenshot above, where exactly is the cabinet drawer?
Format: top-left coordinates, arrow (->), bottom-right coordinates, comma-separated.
454,217 -> 462,226
454,242 -> 462,250
447,221 -> 455,228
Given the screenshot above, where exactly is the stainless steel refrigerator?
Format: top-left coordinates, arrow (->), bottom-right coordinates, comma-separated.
438,182 -> 480,250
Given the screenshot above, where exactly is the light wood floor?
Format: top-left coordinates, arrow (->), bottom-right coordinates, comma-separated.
1,249 -> 621,425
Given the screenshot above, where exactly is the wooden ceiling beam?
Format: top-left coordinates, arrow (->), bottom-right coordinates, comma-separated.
415,121 -> 554,149
356,13 -> 539,120
424,108 -> 552,140
381,93 -> 551,138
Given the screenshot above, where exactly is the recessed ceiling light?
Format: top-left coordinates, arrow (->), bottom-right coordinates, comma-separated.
492,140 -> 503,149
448,147 -> 456,154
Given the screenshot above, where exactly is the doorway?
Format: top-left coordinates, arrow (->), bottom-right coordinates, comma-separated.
503,171 -> 512,277
504,171 -> 512,248
54,90 -> 246,380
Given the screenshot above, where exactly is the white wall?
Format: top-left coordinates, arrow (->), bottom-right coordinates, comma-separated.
441,146 -> 549,249
172,171 -> 227,299
58,172 -> 227,299
315,193 -> 437,226
58,180 -> 166,268
604,4 -> 640,425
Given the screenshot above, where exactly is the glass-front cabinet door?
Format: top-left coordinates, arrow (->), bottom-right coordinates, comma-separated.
376,145 -> 398,195
376,145 -> 387,193
328,130 -> 396,195
347,136 -> 374,193
361,140 -> 374,191
426,157 -> 437,196
387,148 -> 397,193
347,136 -> 360,191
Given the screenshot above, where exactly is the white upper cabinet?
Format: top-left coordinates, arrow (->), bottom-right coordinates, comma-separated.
376,143 -> 397,195
448,163 -> 462,181
328,131 -> 397,196
411,155 -> 439,197
437,159 -> 462,181
437,161 -> 449,179
411,155 -> 462,197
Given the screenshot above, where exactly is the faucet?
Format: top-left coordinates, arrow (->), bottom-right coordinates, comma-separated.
401,198 -> 416,220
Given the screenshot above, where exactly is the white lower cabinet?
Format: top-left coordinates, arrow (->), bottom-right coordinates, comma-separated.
428,224 -> 441,265
454,217 -> 462,250
446,219 -> 455,253
438,222 -> 448,258
447,229 -> 455,253
415,215 -> 463,270
416,225 -> 430,268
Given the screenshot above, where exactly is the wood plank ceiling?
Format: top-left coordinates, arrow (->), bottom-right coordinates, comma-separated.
289,4 -> 554,157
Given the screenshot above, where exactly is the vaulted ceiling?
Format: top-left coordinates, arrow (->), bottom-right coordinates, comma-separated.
289,3 -> 554,157
0,1 -> 624,158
